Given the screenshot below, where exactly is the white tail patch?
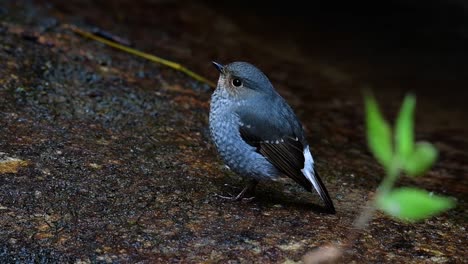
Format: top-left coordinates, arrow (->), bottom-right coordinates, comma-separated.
300,145 -> 320,193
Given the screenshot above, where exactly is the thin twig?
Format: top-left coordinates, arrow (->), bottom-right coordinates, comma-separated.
63,24 -> 216,88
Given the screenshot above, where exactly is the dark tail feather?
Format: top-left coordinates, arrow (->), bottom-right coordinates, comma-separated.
311,169 -> 336,214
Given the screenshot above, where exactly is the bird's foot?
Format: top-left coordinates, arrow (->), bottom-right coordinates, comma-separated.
214,180 -> 258,202
213,192 -> 255,202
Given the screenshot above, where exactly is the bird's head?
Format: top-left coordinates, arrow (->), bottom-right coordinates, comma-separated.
212,61 -> 275,98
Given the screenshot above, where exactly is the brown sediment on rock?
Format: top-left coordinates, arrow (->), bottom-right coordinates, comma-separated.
0,156 -> 29,174
0,0 -> 466,263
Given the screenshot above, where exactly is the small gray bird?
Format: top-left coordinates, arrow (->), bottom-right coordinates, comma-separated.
209,61 -> 335,213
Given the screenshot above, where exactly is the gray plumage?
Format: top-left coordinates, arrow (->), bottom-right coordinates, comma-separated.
209,61 -> 335,213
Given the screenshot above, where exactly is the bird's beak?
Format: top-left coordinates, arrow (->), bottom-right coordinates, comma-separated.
212,61 -> 224,74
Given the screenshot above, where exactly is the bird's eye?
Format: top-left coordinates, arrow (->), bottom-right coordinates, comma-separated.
232,78 -> 242,87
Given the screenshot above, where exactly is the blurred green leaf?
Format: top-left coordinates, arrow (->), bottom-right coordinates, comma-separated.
395,94 -> 415,161
364,93 -> 393,169
403,142 -> 438,176
376,187 -> 455,222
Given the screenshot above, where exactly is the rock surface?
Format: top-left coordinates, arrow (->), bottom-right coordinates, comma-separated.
0,1 -> 466,263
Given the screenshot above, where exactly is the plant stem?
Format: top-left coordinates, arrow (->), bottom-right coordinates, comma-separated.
303,160 -> 402,264
346,159 -> 401,248
355,159 -> 400,230
377,158 -> 401,196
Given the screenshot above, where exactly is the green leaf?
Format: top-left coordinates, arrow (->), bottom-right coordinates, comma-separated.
403,142 -> 438,176
364,93 -> 393,169
376,187 -> 456,222
395,94 -> 416,160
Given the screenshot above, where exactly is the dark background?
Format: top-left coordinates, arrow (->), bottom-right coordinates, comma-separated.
47,0 -> 468,111
205,0 -> 468,106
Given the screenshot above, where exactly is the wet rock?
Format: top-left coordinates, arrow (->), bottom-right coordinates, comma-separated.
0,0 -> 466,263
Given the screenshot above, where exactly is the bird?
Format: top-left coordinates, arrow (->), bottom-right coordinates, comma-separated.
209,61 -> 335,213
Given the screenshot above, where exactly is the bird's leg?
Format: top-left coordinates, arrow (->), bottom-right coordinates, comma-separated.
215,179 -> 258,201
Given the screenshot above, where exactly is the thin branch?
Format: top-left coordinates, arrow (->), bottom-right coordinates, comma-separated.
63,24 -> 216,88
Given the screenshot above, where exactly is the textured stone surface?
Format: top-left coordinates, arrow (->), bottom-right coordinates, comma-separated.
0,1 -> 466,263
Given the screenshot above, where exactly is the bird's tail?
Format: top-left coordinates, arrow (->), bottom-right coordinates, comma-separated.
304,168 -> 336,214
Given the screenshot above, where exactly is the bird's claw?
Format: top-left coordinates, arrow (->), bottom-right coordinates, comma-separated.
213,193 -> 255,202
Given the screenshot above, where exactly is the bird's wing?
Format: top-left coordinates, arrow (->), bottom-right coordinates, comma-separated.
236,99 -> 305,182
237,103 -> 335,213
239,124 -> 311,191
